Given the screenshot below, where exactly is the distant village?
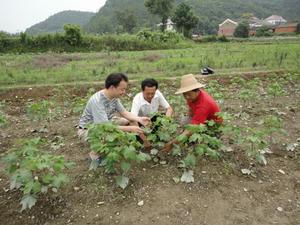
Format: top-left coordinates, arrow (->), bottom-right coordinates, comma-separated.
218,15 -> 298,36
160,15 -> 298,37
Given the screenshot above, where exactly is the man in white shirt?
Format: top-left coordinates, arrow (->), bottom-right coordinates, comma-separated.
131,78 -> 173,117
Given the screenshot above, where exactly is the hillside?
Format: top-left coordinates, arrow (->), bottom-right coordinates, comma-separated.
26,10 -> 95,35
84,0 -> 300,34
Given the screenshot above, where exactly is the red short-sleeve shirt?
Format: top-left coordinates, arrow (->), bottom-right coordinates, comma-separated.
187,90 -> 222,124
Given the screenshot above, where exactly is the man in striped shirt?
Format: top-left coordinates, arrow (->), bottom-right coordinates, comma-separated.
78,73 -> 150,160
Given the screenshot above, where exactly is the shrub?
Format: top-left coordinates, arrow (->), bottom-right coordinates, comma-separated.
2,138 -> 74,211
87,123 -> 151,189
63,24 -> 82,46
256,26 -> 273,37
234,21 -> 250,38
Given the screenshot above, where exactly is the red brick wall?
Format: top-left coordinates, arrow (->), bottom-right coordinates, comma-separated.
218,28 -> 236,36
275,26 -> 297,33
218,22 -> 238,36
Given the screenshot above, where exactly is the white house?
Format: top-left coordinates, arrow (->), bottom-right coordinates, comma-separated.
264,15 -> 287,25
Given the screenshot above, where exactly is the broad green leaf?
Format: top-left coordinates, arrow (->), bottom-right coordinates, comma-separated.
177,134 -> 188,143
171,144 -> 181,156
42,174 -> 53,184
121,162 -> 131,173
189,133 -> 201,143
23,181 -> 34,195
36,160 -> 50,170
89,159 -> 100,171
181,170 -> 194,183
10,174 -> 22,190
194,145 -> 206,156
20,195 -> 37,211
52,158 -> 65,172
107,134 -> 117,142
32,181 -> 42,194
159,132 -> 169,141
52,173 -> 68,188
207,120 -> 216,127
107,152 -> 120,162
104,162 -> 116,174
150,148 -> 159,155
41,186 -> 48,193
123,147 -> 137,160
183,153 -> 196,168
18,169 -> 32,183
137,152 -> 151,162
2,152 -> 17,165
206,149 -> 220,160
116,175 -> 129,189
256,154 -> 267,165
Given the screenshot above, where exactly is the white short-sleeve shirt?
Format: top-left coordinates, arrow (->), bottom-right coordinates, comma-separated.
131,90 -> 170,117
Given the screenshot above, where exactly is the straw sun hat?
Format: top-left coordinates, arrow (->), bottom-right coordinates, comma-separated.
175,74 -> 205,94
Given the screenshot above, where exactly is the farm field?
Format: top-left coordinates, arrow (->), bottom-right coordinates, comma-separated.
0,42 -> 300,225
1,41 -> 300,87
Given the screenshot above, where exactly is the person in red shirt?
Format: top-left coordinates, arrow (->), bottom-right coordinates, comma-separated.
163,74 -> 222,152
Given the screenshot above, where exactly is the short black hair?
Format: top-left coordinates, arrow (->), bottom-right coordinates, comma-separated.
105,73 -> 128,89
141,78 -> 158,91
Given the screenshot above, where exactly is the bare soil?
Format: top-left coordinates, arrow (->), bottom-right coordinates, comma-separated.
0,72 -> 300,225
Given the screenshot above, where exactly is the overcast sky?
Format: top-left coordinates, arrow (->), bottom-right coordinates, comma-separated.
0,0 -> 106,33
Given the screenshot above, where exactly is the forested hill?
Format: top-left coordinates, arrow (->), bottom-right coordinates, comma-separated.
26,10 -> 95,35
84,0 -> 300,34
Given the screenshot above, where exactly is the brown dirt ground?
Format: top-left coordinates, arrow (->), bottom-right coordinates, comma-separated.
0,73 -> 300,225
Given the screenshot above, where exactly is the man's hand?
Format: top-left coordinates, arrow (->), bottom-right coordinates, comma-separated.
137,117 -> 151,127
128,126 -> 144,134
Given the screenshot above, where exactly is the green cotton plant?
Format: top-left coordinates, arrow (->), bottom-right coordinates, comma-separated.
260,115 -> 287,144
216,112 -> 242,145
0,111 -> 7,127
26,100 -> 60,129
71,96 -> 88,114
237,87 -> 259,109
146,114 -> 179,149
1,138 -> 74,211
175,122 -> 223,183
267,82 -> 285,99
87,122 -> 151,189
242,128 -> 268,165
26,100 -> 52,121
206,80 -> 225,104
230,77 -> 246,88
71,88 -> 95,114
240,115 -> 287,166
246,77 -> 262,92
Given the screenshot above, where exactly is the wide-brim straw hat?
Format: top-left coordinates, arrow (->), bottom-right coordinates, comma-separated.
175,74 -> 205,94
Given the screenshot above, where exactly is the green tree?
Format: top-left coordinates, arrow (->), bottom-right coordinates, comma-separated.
234,21 -> 249,38
171,3 -> 199,37
256,26 -> 272,37
63,24 -> 82,46
20,32 -> 29,44
144,0 -> 174,32
0,31 -> 10,39
196,17 -> 217,35
115,10 -> 137,33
